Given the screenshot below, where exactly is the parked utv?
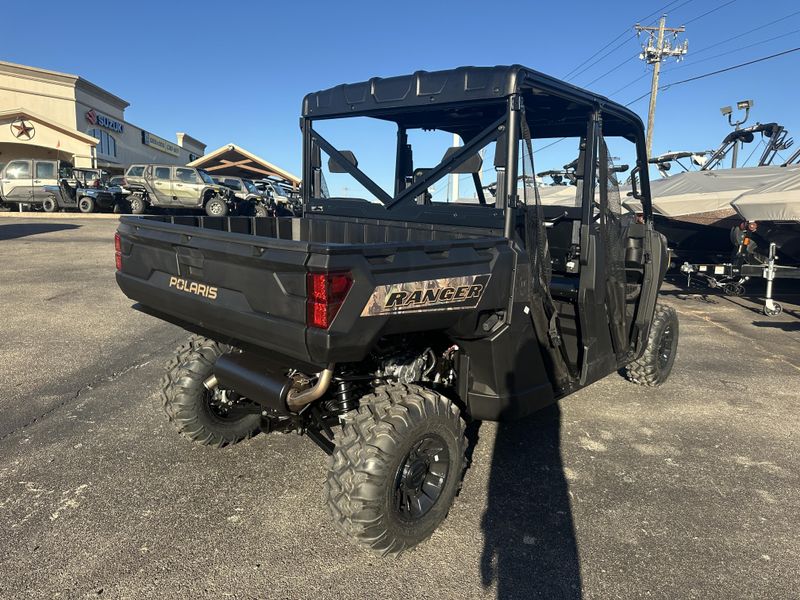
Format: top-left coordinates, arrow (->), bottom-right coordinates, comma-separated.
42,168 -> 123,213
0,158 -> 72,210
211,175 -> 270,217
122,164 -> 239,216
115,65 -> 677,556
255,179 -> 299,215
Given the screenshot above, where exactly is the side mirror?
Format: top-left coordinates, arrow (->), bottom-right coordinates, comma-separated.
328,150 -> 358,173
441,147 -> 483,173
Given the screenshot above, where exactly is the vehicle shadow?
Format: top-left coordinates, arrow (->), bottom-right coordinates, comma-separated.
0,222 -> 81,241
479,404 -> 582,599
751,320 -> 800,331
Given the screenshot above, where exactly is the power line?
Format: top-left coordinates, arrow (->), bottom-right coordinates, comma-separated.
683,0 -> 740,25
624,45 -> 800,106
583,55 -> 638,88
563,0 -> 688,81
690,8 -> 800,56
665,27 -> 800,73
660,46 -> 800,89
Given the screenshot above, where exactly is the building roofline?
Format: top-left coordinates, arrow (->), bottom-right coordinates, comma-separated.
188,143 -> 300,183
0,60 -> 129,111
176,132 -> 206,150
0,107 -> 99,145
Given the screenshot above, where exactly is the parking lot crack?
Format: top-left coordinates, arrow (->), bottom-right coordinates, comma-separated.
0,338 -> 178,442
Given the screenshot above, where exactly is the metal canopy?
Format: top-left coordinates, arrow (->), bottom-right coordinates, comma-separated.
187,143 -> 300,188
301,64 -> 644,139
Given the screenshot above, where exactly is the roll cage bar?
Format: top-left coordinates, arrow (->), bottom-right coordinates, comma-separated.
300,65 -> 653,234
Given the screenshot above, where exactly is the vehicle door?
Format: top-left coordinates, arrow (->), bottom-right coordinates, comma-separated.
223,177 -> 245,200
1,160 -> 33,203
32,160 -> 59,201
174,167 -> 203,206
574,114 -> 653,385
150,165 -> 174,204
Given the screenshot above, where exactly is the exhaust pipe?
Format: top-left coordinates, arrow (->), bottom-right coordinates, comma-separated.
205,352 -> 334,413
286,364 -> 334,411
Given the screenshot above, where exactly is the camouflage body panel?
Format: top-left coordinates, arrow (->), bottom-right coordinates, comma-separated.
361,274 -> 491,316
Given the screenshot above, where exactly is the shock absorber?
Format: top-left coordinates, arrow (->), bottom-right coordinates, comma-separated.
325,378 -> 359,415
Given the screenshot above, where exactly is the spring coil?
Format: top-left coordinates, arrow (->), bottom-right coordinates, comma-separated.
325,379 -> 358,415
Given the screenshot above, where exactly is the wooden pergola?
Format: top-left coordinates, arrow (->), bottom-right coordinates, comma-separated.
187,143 -> 300,189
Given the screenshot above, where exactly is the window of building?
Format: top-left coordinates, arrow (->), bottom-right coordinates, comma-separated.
154,167 -> 171,179
6,160 -> 31,179
35,161 -> 56,180
88,128 -> 117,158
176,168 -> 198,183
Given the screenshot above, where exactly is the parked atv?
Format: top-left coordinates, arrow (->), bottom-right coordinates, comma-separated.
115,65 -> 677,556
122,164 -> 240,216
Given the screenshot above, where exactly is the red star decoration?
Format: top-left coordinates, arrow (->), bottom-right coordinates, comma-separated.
12,120 -> 34,140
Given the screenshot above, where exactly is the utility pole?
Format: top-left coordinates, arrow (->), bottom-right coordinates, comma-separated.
636,15 -> 688,158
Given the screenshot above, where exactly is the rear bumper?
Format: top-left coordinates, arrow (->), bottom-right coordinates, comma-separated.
116,271 -> 315,365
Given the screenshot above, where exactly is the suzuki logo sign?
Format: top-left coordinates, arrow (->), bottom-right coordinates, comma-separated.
85,108 -> 124,133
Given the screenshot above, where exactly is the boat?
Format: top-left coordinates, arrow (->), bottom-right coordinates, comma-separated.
625,122 -> 794,264
730,165 -> 800,266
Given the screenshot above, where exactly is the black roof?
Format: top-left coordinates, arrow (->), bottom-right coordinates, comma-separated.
302,65 -> 644,139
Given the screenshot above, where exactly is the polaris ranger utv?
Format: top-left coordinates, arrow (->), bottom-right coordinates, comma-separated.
115,65 -> 677,555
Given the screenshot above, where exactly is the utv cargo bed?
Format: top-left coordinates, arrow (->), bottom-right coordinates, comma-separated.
116,215 -> 514,366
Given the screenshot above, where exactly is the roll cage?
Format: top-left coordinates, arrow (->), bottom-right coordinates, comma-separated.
300,65 -> 653,234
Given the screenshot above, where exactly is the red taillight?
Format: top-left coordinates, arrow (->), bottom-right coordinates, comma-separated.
307,272 -> 352,329
114,232 -> 122,270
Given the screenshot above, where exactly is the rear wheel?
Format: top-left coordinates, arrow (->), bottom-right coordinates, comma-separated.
42,197 -> 58,213
78,196 -> 95,213
624,303 -> 679,387
160,336 -> 261,447
205,195 -> 228,217
325,384 -> 466,556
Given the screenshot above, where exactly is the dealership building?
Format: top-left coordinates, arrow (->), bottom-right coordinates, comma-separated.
0,60 -> 206,174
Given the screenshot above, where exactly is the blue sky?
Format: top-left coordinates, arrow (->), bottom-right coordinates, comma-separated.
3,0 -> 799,191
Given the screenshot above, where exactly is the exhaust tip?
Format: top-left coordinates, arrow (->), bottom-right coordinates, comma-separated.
203,374 -> 219,390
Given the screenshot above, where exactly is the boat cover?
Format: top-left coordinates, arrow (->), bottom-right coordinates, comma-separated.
623,166 -> 790,217
731,166 -> 800,222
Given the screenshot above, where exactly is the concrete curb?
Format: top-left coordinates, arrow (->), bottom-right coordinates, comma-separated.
0,211 -> 122,220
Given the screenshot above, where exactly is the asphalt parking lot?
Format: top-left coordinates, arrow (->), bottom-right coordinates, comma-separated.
1,217 -> 798,600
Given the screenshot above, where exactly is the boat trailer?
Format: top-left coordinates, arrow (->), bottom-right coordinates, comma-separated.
681,243 -> 800,316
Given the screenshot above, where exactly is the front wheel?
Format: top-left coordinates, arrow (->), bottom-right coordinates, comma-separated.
254,203 -> 269,218
205,195 -> 228,217
624,303 -> 679,387
160,336 -> 261,447
129,194 -> 146,214
78,196 -> 95,213
325,384 -> 466,556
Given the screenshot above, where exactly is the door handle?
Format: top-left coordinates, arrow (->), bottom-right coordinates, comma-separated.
33,180 -> 41,183
175,183 -> 183,187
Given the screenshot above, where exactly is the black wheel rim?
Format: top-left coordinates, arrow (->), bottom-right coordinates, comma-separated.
657,323 -> 674,370
393,433 -> 450,521
204,388 -> 251,422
